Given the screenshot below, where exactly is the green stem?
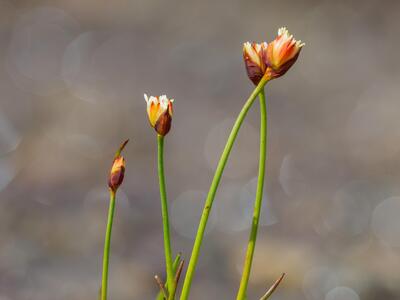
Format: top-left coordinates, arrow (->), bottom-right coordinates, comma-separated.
179,75 -> 270,300
158,135 -> 175,296
101,190 -> 116,300
236,89 -> 268,300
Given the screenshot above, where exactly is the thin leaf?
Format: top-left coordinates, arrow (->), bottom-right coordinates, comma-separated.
156,253 -> 182,300
114,139 -> 129,158
259,273 -> 285,300
168,260 -> 185,300
155,275 -> 168,299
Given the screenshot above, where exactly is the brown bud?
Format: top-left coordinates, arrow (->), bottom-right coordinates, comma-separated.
108,156 -> 125,192
108,140 -> 128,192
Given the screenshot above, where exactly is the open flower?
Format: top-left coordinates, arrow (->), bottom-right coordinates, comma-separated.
108,140 -> 128,192
265,27 -> 304,78
243,42 -> 268,85
144,94 -> 174,136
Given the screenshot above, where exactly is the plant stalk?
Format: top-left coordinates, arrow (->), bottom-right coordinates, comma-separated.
158,135 -> 175,296
179,75 -> 270,300
101,190 -> 117,300
236,89 -> 268,300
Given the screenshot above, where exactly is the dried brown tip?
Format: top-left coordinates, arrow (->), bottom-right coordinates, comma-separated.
175,259 -> 185,284
114,139 -> 129,158
259,273 -> 286,300
154,275 -> 168,299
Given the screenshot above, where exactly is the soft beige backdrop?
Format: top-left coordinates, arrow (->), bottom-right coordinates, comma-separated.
0,0 -> 399,299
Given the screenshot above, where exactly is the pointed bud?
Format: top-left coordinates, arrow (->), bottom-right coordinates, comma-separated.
108,140 -> 128,192
265,27 -> 304,78
144,94 -> 174,136
243,42 -> 268,85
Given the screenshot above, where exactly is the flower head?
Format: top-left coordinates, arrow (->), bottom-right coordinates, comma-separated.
243,42 -> 268,85
265,27 -> 304,78
145,94 -> 174,136
108,139 -> 128,192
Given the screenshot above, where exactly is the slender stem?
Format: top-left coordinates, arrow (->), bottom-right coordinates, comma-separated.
157,135 -> 175,296
179,75 -> 270,300
236,89 -> 268,300
101,190 -> 116,300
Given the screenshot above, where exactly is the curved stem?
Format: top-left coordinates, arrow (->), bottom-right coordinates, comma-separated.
158,135 -> 175,296
236,89 -> 268,300
179,75 -> 270,300
101,190 -> 116,300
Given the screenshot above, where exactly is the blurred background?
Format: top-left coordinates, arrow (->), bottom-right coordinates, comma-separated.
0,0 -> 400,299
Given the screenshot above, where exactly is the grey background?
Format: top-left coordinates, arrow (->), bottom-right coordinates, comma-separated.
0,0 -> 399,299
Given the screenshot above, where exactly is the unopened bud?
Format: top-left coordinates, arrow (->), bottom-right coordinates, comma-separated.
108,140 -> 128,192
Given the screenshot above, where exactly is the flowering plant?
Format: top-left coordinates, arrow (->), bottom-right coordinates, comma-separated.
99,27 -> 304,300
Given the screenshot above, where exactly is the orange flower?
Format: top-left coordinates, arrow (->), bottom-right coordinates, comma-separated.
243,42 -> 268,85
265,27 -> 304,78
145,94 -> 174,136
108,140 -> 128,192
